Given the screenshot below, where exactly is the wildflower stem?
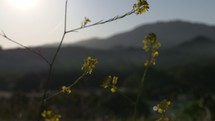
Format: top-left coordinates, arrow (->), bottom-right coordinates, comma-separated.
134,66 -> 148,121
37,64 -> 53,121
0,32 -> 50,64
45,72 -> 87,100
68,73 -> 87,88
37,1 -> 68,121
66,9 -> 136,34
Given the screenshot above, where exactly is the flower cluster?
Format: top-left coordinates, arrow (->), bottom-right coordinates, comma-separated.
61,86 -> 71,94
82,17 -> 91,27
133,0 -> 149,15
153,99 -> 171,114
41,110 -> 61,121
143,33 -> 161,66
81,57 -> 98,74
153,100 -> 172,121
101,76 -> 118,93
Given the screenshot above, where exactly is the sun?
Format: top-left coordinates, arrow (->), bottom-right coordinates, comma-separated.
8,0 -> 39,10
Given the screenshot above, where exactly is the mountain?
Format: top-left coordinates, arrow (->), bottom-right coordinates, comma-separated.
72,20 -> 215,49
1,35 -> 215,74
1,20 -> 215,73
175,35 -> 215,55
1,21 -> 215,92
158,35 -> 215,68
178,35 -> 215,48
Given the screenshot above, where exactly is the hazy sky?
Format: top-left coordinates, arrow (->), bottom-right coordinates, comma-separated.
0,0 -> 215,49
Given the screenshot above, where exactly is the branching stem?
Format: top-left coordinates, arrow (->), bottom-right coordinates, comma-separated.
0,1 -> 145,121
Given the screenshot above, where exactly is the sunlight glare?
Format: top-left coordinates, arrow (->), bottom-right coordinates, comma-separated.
8,0 -> 39,10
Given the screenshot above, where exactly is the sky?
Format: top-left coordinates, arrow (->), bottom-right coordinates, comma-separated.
0,0 -> 215,49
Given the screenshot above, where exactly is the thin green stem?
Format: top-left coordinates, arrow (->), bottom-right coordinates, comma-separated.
37,1 -> 68,121
134,66 -> 148,121
37,64 -> 53,121
0,32 -> 50,64
65,8 -> 138,34
51,0 -> 68,65
45,72 -> 87,100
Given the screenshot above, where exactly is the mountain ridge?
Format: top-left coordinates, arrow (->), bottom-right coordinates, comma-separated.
72,20 -> 215,49
1,20 -> 215,73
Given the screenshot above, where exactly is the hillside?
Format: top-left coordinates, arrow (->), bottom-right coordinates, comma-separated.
1,20 -> 215,93
1,34 -> 215,73
72,20 -> 215,49
1,20 -> 215,73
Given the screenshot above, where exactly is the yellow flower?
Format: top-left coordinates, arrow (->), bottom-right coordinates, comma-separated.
41,110 -> 61,121
101,75 -> 119,93
81,57 -> 98,74
153,100 -> 171,114
144,60 -> 149,67
133,0 -> 149,15
112,76 -> 118,85
110,86 -> 117,93
143,33 -> 161,66
61,86 -> 71,94
82,17 -> 91,27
